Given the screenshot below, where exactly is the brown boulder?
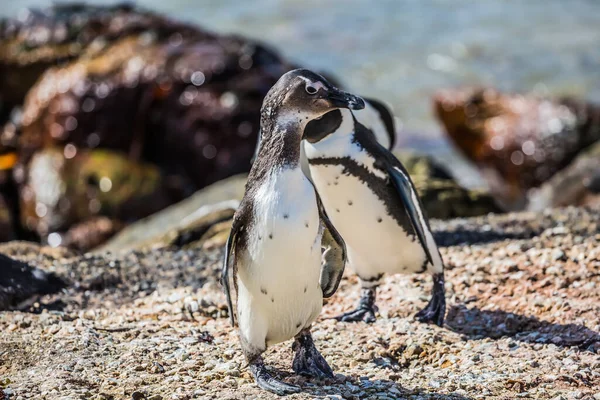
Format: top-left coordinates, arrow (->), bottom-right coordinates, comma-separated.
12,4 -> 292,190
0,3 -> 295,247
434,87 -> 600,210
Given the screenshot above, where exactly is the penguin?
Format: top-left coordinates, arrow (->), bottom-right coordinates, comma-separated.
251,96 -> 397,178
222,69 -> 364,395
302,108 -> 446,326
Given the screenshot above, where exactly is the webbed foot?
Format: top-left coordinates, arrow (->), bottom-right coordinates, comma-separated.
415,272 -> 446,327
334,287 -> 377,323
249,357 -> 301,396
292,329 -> 334,379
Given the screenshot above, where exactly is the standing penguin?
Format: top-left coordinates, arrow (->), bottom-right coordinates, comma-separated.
303,108 -> 446,326
222,69 -> 364,395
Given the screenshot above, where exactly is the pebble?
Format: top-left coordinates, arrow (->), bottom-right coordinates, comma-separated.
131,392 -> 146,400
2,207 -> 600,399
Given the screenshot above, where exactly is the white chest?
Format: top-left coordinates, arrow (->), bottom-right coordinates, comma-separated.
245,167 -> 323,280
304,138 -> 427,276
237,167 -> 324,345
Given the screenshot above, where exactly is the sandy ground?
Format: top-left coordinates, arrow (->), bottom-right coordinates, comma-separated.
1,207 -> 599,399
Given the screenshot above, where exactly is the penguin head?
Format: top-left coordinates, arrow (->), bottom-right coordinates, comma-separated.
261,69 -> 365,124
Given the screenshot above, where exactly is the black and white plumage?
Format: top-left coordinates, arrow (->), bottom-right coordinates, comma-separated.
222,69 -> 362,395
252,97 -> 397,176
303,108 -> 446,326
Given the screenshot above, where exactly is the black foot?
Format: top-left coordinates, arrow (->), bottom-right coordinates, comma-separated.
415,273 -> 446,327
334,287 -> 377,323
292,329 -> 334,379
249,357 -> 300,396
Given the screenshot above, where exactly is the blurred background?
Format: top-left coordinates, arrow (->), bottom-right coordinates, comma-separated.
3,0 -> 599,134
0,0 -> 599,250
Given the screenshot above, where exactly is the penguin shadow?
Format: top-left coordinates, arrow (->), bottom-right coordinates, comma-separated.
433,228 -> 540,247
272,372 -> 474,400
445,304 -> 600,352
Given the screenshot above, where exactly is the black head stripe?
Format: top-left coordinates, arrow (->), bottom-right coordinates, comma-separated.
364,98 -> 396,150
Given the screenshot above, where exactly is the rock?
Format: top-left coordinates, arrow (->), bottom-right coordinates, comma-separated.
0,148 -> 19,242
527,141 -> 600,210
0,240 -> 75,261
0,4 -> 149,110
0,253 -> 67,310
61,217 -> 123,252
19,148 -> 181,249
434,87 -> 600,210
9,3 -> 292,182
0,3 -> 295,248
99,174 -> 245,252
395,152 -> 501,219
100,154 -> 498,253
131,392 -> 146,400
0,192 -> 15,242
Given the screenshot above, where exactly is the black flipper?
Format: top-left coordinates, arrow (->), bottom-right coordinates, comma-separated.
314,192 -> 346,298
292,329 -> 334,379
386,165 -> 435,267
221,221 -> 241,326
385,163 -> 446,326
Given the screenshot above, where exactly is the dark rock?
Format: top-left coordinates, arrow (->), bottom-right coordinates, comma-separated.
10,3 -> 292,184
0,147 -> 19,242
0,193 -> 15,242
0,3 -> 295,248
0,3 -> 192,113
0,253 -> 67,310
434,87 -> 600,210
131,391 -> 146,400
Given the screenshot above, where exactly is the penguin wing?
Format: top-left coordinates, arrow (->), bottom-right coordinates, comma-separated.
385,163 -> 435,266
316,193 -> 347,298
222,220 -> 241,327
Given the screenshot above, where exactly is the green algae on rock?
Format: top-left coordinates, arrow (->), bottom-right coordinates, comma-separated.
19,147 -> 181,248
395,152 -> 501,219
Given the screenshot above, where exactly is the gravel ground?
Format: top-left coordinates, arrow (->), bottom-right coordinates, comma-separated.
1,207 -> 600,399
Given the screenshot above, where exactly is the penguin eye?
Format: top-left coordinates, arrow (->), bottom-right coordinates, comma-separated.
305,85 -> 318,95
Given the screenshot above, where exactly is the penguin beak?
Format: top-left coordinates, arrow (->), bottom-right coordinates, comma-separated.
326,89 -> 365,110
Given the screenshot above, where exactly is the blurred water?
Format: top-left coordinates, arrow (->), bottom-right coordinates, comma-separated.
1,0 -> 599,186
